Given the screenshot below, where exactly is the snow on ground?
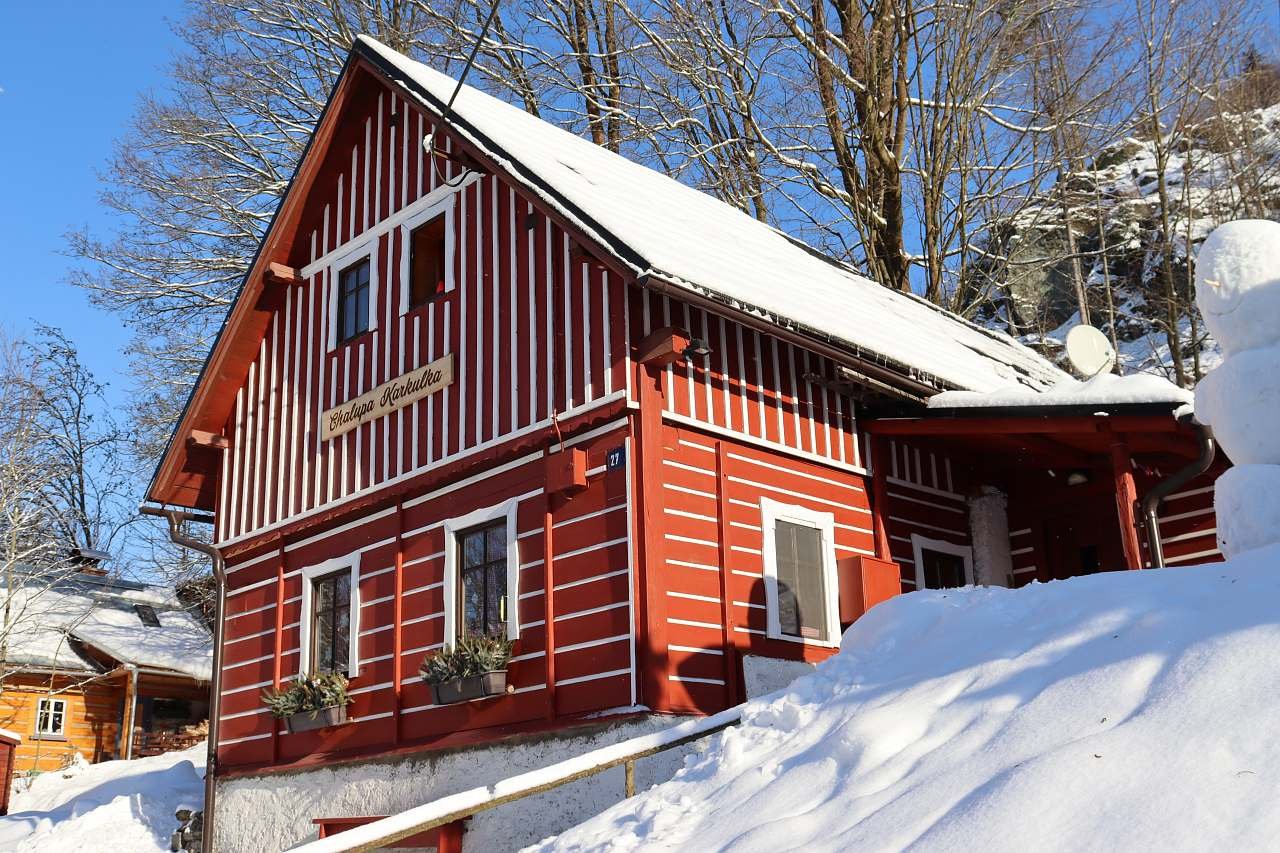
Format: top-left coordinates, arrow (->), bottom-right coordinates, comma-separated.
534,550 -> 1280,852
0,743 -> 205,852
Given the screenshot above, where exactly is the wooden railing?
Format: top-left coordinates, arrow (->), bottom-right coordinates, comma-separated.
289,705 -> 744,852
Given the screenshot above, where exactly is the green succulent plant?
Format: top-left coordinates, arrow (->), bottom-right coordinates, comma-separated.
419,634 -> 514,685
261,672 -> 353,718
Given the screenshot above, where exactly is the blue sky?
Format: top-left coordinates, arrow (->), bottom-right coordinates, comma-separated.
0,1 -> 184,407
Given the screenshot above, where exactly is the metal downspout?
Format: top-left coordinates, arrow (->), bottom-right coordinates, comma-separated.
139,505 -> 223,853
1140,420 -> 1216,568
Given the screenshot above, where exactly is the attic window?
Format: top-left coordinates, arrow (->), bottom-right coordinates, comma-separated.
134,604 -> 162,627
409,215 -> 447,308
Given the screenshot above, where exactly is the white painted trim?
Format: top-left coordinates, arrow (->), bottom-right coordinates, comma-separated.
397,194 -> 457,315
759,496 -> 839,647
910,533 -> 974,590
442,497 -> 522,647
297,551 -> 362,677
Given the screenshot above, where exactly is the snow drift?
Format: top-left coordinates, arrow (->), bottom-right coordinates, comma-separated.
0,743 -> 205,851
535,551 -> 1280,852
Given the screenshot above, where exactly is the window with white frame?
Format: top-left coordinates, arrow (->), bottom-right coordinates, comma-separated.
399,196 -> 455,313
336,258 -> 371,343
36,697 -> 66,737
443,500 -> 521,646
760,498 -> 839,645
910,534 -> 973,590
326,243 -> 377,351
299,555 -> 361,676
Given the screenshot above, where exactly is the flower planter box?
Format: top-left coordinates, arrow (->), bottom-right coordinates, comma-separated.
284,704 -> 348,734
428,670 -> 510,706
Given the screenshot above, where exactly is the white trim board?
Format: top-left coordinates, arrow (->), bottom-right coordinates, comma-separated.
759,496 -> 840,648
297,550 -> 363,677
441,497 -> 522,646
910,533 -> 974,590
397,194 -> 457,314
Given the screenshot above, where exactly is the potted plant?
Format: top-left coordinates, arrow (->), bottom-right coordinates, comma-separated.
262,672 -> 353,733
420,634 -> 515,705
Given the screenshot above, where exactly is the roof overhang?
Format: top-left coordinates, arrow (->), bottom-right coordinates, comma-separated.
865,405 -> 1202,470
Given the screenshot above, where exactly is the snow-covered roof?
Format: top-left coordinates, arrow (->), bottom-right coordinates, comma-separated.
356,36 -> 1066,395
927,370 -> 1193,412
1,571 -> 212,681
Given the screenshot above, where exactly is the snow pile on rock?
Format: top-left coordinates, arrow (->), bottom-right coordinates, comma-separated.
1193,220 -> 1280,557
534,550 -> 1280,852
0,743 -> 205,852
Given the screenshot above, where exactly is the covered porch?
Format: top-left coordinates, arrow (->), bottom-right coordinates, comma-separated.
865,403 -> 1222,591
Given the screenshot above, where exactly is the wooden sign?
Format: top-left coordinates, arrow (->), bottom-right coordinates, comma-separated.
322,354 -> 454,441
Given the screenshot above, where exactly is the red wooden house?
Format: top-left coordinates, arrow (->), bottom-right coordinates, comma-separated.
143,36 -> 1223,851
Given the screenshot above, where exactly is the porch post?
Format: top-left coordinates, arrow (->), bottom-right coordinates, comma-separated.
120,664 -> 139,760
1109,436 -> 1144,570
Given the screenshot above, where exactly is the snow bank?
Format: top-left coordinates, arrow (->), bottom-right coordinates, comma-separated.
0,743 -> 205,852
535,550 -> 1280,852
928,369 -> 1192,410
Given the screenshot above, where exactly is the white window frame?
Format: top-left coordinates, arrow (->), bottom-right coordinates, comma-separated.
398,194 -> 457,315
326,241 -> 379,352
35,696 -> 67,737
298,551 -> 362,677
760,497 -> 840,648
442,498 -> 522,648
910,534 -> 974,589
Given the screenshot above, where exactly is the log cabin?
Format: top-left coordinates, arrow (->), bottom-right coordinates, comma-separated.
142,36 -> 1225,851
0,564 -> 212,775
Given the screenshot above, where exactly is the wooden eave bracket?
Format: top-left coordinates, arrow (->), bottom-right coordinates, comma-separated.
634,326 -> 691,367
187,429 -> 230,451
568,242 -> 607,269
264,262 -> 304,288
254,262 -> 305,312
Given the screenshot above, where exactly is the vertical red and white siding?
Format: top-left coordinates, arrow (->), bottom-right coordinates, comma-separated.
215,423 -> 636,769
629,290 -> 861,473
880,439 -> 973,590
216,83 -> 627,546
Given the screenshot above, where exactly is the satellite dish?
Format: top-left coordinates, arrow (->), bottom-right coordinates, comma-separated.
1064,325 -> 1116,378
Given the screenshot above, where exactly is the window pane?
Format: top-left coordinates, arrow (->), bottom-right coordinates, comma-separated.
462,531 -> 483,569
463,566 -> 485,636
486,561 -> 507,636
338,260 -> 371,342
775,520 -> 827,641
312,571 -> 351,674
410,217 -> 446,307
486,523 -> 506,562
922,550 -> 967,589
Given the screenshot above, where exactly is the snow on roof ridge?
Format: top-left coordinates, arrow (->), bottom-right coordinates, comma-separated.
354,35 -> 1066,393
